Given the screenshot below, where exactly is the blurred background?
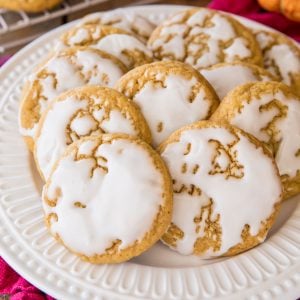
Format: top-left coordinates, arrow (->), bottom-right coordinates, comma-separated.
0,0 -> 210,55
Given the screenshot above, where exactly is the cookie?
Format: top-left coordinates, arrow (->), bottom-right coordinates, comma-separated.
159,121 -> 282,257
42,134 -> 173,264
201,62 -> 276,100
79,10 -> 156,42
148,8 -> 263,70
115,61 -> 219,147
0,0 -> 62,12
19,47 -> 127,151
211,81 -> 300,199
58,24 -> 153,69
254,30 -> 300,95
34,86 -> 152,180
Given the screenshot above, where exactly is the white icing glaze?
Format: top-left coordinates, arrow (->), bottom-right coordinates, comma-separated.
161,126 -> 281,256
95,34 -> 152,68
69,27 -> 89,45
35,94 -> 137,180
223,38 -> 251,62
265,44 -> 300,85
201,64 -> 272,99
256,32 -> 274,49
192,39 -> 220,69
231,90 -> 300,178
132,74 -> 211,146
74,50 -> 124,86
79,11 -> 155,39
151,9 -> 253,69
152,35 -> 185,61
100,110 -> 135,134
70,115 -> 97,136
43,138 -> 165,255
20,49 -> 125,138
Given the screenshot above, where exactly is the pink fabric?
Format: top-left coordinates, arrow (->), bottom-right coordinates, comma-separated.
0,257 -> 54,299
208,0 -> 300,42
0,56 -> 10,66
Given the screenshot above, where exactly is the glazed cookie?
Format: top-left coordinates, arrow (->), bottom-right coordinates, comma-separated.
78,10 -> 156,42
201,62 -> 276,99
35,86 -> 151,180
0,0 -> 62,12
42,134 -> 173,264
211,81 -> 300,199
148,8 -> 263,70
58,24 -> 153,69
254,30 -> 300,95
19,47 -> 127,151
159,121 -> 282,257
115,61 -> 219,147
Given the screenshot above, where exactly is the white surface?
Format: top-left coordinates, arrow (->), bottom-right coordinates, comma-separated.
0,5 -> 300,300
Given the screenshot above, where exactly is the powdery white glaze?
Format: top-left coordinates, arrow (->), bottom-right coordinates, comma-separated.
95,34 -> 152,68
223,38 -> 251,62
69,28 -> 90,45
132,74 -> 210,146
35,95 -> 137,180
265,44 -> 300,85
231,91 -> 300,177
201,64 -> 273,99
21,49 -> 125,138
150,9 -> 253,69
79,10 -> 155,39
161,126 -> 281,256
256,32 -> 300,85
43,138 -> 165,256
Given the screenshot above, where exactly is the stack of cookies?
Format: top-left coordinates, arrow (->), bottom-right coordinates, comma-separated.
19,8 -> 300,263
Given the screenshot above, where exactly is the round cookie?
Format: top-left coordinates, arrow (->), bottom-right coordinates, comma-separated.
148,8 -> 263,70
211,81 -> 300,199
159,121 -> 282,257
58,24 -> 153,69
115,61 -> 219,147
78,10 -> 156,42
254,30 -> 300,95
34,86 -> 152,180
0,0 -> 62,12
201,62 -> 277,100
19,47 -> 127,151
42,134 -> 173,264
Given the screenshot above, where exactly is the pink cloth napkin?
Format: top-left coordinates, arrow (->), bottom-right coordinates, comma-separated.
0,257 -> 54,299
208,0 -> 300,42
0,0 -> 299,298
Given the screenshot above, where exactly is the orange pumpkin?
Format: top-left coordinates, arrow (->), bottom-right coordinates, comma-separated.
258,0 -> 300,22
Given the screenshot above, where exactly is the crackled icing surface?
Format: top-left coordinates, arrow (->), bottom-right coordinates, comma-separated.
148,8 -> 260,70
56,24 -> 127,49
201,63 -> 274,99
255,31 -> 300,90
160,125 -> 281,257
95,34 -> 153,69
116,63 -> 218,147
79,10 -> 155,42
20,48 -> 125,139
43,136 -> 166,256
35,88 -> 147,180
230,90 -> 300,178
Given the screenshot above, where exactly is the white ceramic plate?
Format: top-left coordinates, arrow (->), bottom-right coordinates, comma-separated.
0,5 -> 300,300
